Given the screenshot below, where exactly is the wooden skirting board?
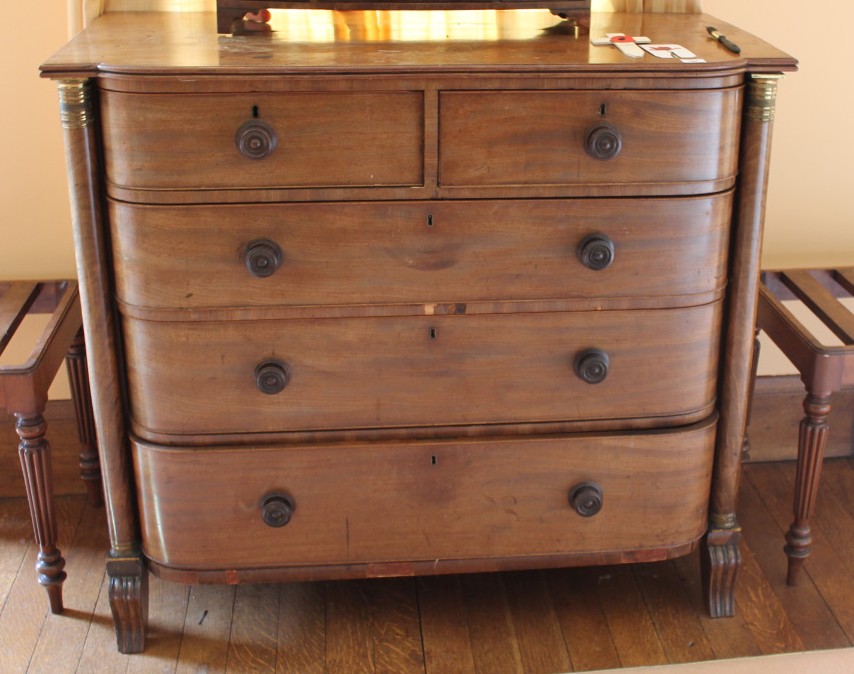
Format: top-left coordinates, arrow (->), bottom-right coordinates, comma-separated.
0,375 -> 852,499
749,375 -> 854,462
0,399 -> 88,499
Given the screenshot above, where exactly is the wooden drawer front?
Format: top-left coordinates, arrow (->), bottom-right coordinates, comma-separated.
123,303 -> 720,436
132,419 -> 716,569
439,89 -> 741,188
111,194 -> 731,310
100,90 -> 423,190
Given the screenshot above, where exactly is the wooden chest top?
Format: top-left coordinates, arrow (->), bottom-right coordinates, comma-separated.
40,10 -> 795,78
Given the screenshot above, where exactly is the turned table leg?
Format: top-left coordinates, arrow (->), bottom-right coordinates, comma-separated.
741,327 -> 762,463
784,391 -> 831,585
65,328 -> 103,507
16,413 -> 67,613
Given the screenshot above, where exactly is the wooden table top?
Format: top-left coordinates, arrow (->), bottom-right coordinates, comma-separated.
40,10 -> 797,77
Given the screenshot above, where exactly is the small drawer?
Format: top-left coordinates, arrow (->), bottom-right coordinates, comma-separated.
122,303 -> 721,436
110,194 -> 731,310
439,89 -> 741,189
100,90 -> 424,191
132,417 -> 716,570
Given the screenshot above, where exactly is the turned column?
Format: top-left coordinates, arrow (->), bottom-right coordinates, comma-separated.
57,78 -> 148,653
703,73 -> 784,618
16,414 -> 67,613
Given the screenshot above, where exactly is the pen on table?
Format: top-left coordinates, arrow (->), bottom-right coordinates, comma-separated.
706,26 -> 741,54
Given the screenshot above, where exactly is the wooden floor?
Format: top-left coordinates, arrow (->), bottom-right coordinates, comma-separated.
1,458 -> 853,674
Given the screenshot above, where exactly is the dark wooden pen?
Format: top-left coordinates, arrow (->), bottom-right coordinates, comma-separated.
707,26 -> 741,54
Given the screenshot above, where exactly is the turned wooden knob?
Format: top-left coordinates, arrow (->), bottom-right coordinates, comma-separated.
585,124 -> 622,160
236,119 -> 278,159
574,348 -> 609,384
245,239 -> 283,278
569,482 -> 603,517
261,493 -> 295,527
578,234 -> 615,271
254,359 -> 291,394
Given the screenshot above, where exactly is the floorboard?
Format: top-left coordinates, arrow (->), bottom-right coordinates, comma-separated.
0,457 -> 852,673
0,496 -> 86,674
176,584 -> 234,674
739,468 -> 850,651
596,565 -> 668,668
670,552 -> 763,660
503,570 -> 571,674
277,582 -> 325,674
547,566 -> 621,672
418,574 -> 477,674
632,561 -> 716,664
226,584 -> 280,674
27,503 -> 111,674
75,572 -> 131,674
461,572 -> 525,674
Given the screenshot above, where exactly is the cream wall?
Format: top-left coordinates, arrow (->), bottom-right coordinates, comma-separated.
702,0 -> 853,375
704,0 -> 854,269
1,0 -> 850,383
1,3 -> 76,281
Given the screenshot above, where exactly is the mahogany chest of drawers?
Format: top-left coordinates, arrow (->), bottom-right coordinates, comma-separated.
42,9 -> 796,652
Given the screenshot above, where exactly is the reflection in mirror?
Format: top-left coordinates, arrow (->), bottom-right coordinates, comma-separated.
215,0 -> 591,34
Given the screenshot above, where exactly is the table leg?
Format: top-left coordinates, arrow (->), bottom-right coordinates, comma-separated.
784,391 -> 831,585
16,413 -> 67,613
742,327 -> 762,463
65,328 -> 103,507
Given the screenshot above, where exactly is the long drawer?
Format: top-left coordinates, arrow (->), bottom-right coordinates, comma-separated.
122,303 -> 721,436
110,195 -> 731,311
99,90 -> 424,190
439,88 -> 741,188
99,86 -> 740,194
132,417 -> 716,570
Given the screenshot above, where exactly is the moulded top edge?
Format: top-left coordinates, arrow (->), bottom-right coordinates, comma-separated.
40,10 -> 797,79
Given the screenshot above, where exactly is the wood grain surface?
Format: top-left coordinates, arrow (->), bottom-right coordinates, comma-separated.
40,11 -> 797,77
439,88 -> 741,188
122,303 -> 721,435
101,90 -> 424,191
130,419 -> 715,569
110,195 -> 731,311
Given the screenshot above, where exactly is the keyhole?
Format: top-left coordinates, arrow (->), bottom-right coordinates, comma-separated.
431,455 -> 438,466
427,214 -> 434,228
429,327 -> 437,340
252,105 -> 260,118
599,103 -> 607,116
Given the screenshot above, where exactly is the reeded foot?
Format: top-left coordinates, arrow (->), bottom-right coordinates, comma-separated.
38,549 -> 67,614
107,554 -> 149,654
784,522 -> 811,586
702,527 -> 741,618
785,554 -> 806,586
